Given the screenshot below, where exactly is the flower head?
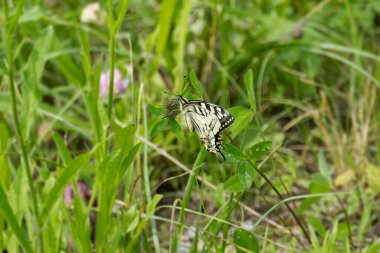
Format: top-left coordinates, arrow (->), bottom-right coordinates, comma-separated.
99,68 -> 130,98
80,3 -> 105,26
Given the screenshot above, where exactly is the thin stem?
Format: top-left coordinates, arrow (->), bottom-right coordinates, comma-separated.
107,33 -> 115,119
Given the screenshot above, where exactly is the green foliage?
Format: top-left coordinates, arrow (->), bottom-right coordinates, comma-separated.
233,229 -> 259,253
1,0 -> 380,252
245,141 -> 272,161
0,186 -> 34,253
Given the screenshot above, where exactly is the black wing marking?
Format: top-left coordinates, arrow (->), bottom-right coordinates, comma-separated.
180,99 -> 234,160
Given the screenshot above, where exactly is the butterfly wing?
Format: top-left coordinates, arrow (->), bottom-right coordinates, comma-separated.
182,101 -> 234,159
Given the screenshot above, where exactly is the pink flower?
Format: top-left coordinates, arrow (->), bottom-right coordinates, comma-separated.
99,68 -> 129,98
63,180 -> 92,205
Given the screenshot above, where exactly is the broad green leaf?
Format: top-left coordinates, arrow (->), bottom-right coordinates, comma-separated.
113,0 -> 130,33
244,69 -> 256,114
307,216 -> 327,237
229,107 -> 254,138
119,143 -> 142,180
0,123 -> 10,153
53,133 -> 72,165
114,124 -> 137,157
318,150 -> 331,186
146,194 -> 163,218
245,141 -> 272,161
223,143 -> 245,162
150,119 -> 168,138
189,70 -> 204,96
169,118 -> 185,140
309,173 -> 331,194
0,123 -> 10,190
238,162 -> 254,189
43,221 -> 59,253
233,228 -> 259,253
359,202 -> 373,239
77,27 -> 92,80
365,239 -> 380,253
224,175 -> 245,192
123,205 -> 139,233
297,173 -> 331,214
41,153 -> 91,221
0,185 -> 34,253
214,184 -> 226,208
21,26 -> 54,140
5,0 -> 23,34
0,156 -> 10,190
147,104 -> 164,117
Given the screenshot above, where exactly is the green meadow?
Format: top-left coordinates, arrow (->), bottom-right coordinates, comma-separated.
1,0 -> 380,252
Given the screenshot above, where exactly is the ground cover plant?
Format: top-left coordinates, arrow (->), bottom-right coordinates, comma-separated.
1,0 -> 380,252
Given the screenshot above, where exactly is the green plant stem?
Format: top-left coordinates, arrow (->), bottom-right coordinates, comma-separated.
245,157 -> 311,245
3,0 -> 42,245
107,33 -> 115,119
142,91 -> 161,253
170,148 -> 206,253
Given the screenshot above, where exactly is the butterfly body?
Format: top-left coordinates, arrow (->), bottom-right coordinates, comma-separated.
177,95 -> 235,160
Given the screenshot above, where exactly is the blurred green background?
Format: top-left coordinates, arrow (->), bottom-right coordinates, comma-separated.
1,0 -> 380,252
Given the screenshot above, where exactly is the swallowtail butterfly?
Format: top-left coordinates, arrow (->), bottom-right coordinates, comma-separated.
166,95 -> 234,160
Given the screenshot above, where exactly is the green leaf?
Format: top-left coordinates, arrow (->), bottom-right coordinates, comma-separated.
223,143 -> 245,162
245,141 -> 272,161
119,143 -> 142,179
0,185 -> 34,253
0,123 -> 10,153
52,133 -> 72,165
169,118 -> 185,140
223,175 -> 245,192
113,0 -> 130,33
189,70 -> 204,96
365,239 -> 380,253
318,150 -> 331,186
150,119 -> 168,138
41,152 -> 91,221
21,26 -> 54,140
146,0 -> 176,76
309,173 -> 331,194
307,216 -> 326,237
5,0 -> 23,34
114,124 -> 137,157
228,107 -> 254,138
233,228 -> 259,253
297,173 -> 331,214
146,194 -> 163,218
123,205 -> 139,233
214,184 -> 226,208
238,162 -> 254,189
148,104 -> 164,117
244,69 -> 256,114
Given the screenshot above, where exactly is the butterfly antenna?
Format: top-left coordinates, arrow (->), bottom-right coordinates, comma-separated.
163,91 -> 178,96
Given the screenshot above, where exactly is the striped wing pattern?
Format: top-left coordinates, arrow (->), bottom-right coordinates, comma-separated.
178,96 -> 235,160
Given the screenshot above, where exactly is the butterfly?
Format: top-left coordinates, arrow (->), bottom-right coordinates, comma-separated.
175,95 -> 235,160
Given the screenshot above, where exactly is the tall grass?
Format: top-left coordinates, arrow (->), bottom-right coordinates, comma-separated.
1,0 -> 380,252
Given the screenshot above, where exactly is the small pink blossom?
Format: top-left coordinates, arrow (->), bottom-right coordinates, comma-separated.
63,180 -> 92,205
99,68 -> 130,98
